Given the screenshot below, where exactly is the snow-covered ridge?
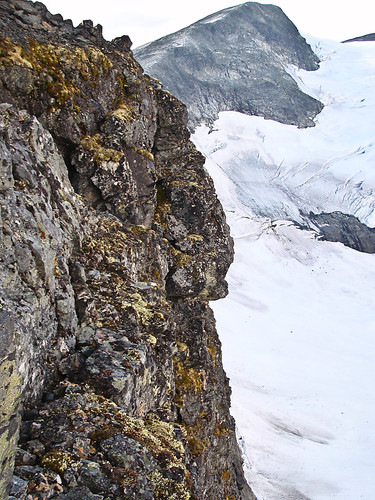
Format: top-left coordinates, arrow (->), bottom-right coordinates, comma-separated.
192,38 -> 375,499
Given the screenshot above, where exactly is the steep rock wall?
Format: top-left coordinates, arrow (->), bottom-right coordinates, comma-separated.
0,1 -> 254,499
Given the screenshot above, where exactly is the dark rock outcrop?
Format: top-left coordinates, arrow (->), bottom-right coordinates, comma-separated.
134,1 -> 323,129
343,33 -> 375,43
0,1 -> 255,499
304,211 -> 375,253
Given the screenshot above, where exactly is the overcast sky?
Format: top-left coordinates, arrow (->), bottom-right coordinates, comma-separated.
41,0 -> 375,48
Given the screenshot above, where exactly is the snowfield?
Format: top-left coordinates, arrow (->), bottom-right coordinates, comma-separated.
192,37 -> 375,499
194,38 -> 375,227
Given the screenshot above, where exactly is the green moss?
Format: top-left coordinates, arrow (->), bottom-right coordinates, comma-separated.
23,40 -> 76,105
156,185 -> 168,206
0,37 -> 33,68
154,185 -> 171,228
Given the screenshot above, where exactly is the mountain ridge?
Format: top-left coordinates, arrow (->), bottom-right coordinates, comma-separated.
135,1 -> 323,129
343,32 -> 375,43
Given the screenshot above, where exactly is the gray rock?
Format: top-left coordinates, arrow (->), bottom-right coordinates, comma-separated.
56,487 -> 104,500
135,1 -> 323,129
100,434 -> 157,470
303,211 -> 375,253
9,476 -> 27,499
100,435 -> 157,497
78,461 -> 117,496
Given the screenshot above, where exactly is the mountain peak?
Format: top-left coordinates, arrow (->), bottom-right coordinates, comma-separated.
135,2 -> 323,129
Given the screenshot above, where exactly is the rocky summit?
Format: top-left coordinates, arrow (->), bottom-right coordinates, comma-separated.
134,1 -> 323,129
0,1 -> 255,499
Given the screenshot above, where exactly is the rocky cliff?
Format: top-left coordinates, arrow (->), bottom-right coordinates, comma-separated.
0,1 -> 255,499
134,2 -> 323,129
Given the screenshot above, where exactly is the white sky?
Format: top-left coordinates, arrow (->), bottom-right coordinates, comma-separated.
41,0 -> 375,48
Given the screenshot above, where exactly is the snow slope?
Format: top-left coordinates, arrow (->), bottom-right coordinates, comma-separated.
192,38 -> 375,499
194,38 -> 375,227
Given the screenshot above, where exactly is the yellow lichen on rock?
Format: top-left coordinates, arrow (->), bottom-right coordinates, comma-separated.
0,359 -> 21,500
41,451 -> 81,475
130,293 -> 164,325
133,147 -> 155,162
0,38 -> 32,68
174,359 -> 203,395
109,102 -> 137,122
170,247 -> 192,268
150,470 -> 190,500
81,134 -> 124,164
77,389 -> 191,497
0,38 -> 113,106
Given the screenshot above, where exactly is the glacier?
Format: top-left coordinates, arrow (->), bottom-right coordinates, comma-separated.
192,37 -> 375,499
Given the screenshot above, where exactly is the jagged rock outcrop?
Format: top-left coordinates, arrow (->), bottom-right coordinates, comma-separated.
0,1 -> 255,499
303,211 -> 375,253
134,1 -> 323,129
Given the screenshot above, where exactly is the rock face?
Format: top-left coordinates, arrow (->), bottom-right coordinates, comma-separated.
134,1 -> 323,129
303,212 -> 375,253
0,1 -> 255,499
